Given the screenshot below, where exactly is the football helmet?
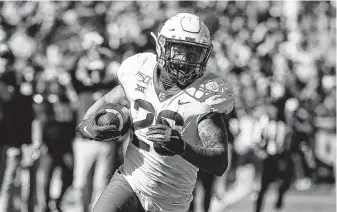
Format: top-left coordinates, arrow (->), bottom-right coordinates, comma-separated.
151,13 -> 213,87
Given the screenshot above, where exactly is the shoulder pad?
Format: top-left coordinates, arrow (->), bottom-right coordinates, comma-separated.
117,53 -> 156,100
186,73 -> 235,114
117,53 -> 156,82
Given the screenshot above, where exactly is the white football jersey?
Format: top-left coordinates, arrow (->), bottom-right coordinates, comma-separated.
116,53 -> 234,212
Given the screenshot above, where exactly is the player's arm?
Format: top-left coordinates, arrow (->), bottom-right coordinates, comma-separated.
83,59 -> 130,120
182,112 -> 229,176
83,85 -> 129,120
77,85 -> 129,141
77,53 -> 138,142
147,112 -> 229,176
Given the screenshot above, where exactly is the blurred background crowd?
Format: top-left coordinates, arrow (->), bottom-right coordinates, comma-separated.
0,1 -> 335,212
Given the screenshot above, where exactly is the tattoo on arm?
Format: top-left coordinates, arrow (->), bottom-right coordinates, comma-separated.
199,113 -> 227,146
181,113 -> 229,175
197,114 -> 228,155
199,125 -> 224,148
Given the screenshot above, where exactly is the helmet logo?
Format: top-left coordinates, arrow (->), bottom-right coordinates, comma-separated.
180,16 -> 201,33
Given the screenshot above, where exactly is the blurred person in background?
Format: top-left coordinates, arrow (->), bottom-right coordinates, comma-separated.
287,98 -> 316,190
0,43 -> 35,212
33,45 -> 77,212
70,32 -> 120,212
252,104 -> 294,212
314,76 -> 336,183
189,169 -> 216,212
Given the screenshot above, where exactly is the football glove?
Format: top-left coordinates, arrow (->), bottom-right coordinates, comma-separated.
146,120 -> 186,155
76,110 -> 121,142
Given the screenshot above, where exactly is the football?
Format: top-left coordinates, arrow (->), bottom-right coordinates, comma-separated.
95,103 -> 131,137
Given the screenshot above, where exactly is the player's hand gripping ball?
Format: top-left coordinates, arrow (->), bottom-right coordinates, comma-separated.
77,103 -> 130,142
146,119 -> 186,156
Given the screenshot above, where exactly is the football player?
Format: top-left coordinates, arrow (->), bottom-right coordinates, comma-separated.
77,13 -> 235,212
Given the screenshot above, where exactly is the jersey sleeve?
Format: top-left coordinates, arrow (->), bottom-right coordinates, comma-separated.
187,73 -> 235,115
204,77 -> 235,114
189,74 -> 235,124
116,54 -> 141,83
116,53 -> 151,100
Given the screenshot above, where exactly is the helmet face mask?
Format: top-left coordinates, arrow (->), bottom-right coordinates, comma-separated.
159,36 -> 212,86
154,13 -> 213,88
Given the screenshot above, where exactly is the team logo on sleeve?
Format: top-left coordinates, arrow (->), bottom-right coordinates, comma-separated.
186,77 -> 233,101
136,72 -> 152,85
135,71 -> 152,93
205,81 -> 221,93
184,75 -> 235,113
